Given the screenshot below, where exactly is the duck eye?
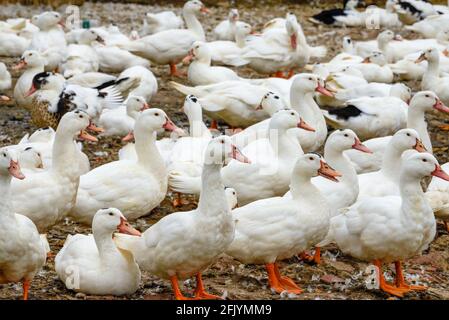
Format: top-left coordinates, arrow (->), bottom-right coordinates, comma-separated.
220,140 -> 225,144
308,77 -> 313,81
274,96 -> 279,99
232,191 -> 236,195
3,153 -> 6,157
290,112 -> 294,116
425,95 -> 429,98
406,133 -> 410,136
109,212 -> 114,216
79,114 -> 83,118
422,159 -> 427,162
155,112 -> 159,116
309,157 -> 314,161
344,134 -> 348,137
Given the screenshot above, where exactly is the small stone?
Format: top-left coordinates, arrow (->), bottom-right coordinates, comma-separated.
328,261 -> 355,273
321,274 -> 345,284
75,292 -> 86,300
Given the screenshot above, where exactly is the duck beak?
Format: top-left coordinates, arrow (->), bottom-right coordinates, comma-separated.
96,36 -> 105,45
0,95 -> 10,101
9,160 -> 25,180
414,138 -> 427,152
433,99 -> 449,113
25,84 -> 37,97
182,50 -> 195,65
443,49 -> 449,57
117,217 -> 141,236
315,83 -> 334,97
200,6 -> 209,14
318,160 -> 341,182
431,164 -> 449,181
87,121 -> 104,133
298,118 -> 315,132
290,34 -> 297,50
231,144 -> 251,163
393,34 -> 403,41
362,57 -> 371,64
140,103 -> 150,111
78,130 -> 98,142
352,138 -> 372,153
122,131 -> 134,142
163,117 -> 180,132
58,20 -> 65,28
415,53 -> 426,64
13,59 -> 27,70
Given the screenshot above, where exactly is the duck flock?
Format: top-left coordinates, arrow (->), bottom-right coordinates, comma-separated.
2,0 -> 449,300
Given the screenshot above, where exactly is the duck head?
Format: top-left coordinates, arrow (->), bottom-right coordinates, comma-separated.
93,208 -> 141,237
415,47 -> 439,64
390,83 -> 411,104
269,109 -> 315,132
13,50 -> 45,70
391,128 -> 427,153
256,92 -> 284,115
402,152 -> 449,182
79,29 -> 105,45
295,153 -> 341,182
183,41 -> 210,64
18,146 -> 43,170
327,129 -> 372,154
228,8 -> 239,22
0,148 -> 25,180
25,71 -> 64,97
225,187 -> 238,210
292,74 -> 334,97
285,12 -> 299,50
184,0 -> 208,15
410,91 -> 449,114
58,110 -> 98,142
134,108 -> 183,136
204,135 -> 250,165
31,11 -> 64,30
362,51 -> 388,66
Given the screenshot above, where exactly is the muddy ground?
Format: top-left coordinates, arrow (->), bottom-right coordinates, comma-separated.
1,1 -> 449,300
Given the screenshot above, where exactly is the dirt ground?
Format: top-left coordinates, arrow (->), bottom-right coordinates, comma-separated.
1,1 -> 449,300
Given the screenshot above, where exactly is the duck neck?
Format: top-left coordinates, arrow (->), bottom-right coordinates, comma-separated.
423,58 -> 440,88
380,142 -> 403,183
183,10 -> 205,40
134,124 -> 166,180
290,89 -> 315,122
188,110 -> 209,138
399,173 -> 429,223
235,31 -> 246,48
198,162 -> 227,215
0,174 -> 14,222
324,146 -> 358,189
127,107 -> 140,121
269,126 -> 302,160
408,107 -> 431,152
94,230 -> 121,262
290,169 -> 323,204
51,129 -> 81,179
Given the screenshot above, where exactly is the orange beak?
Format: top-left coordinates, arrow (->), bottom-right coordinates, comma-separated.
298,118 -> 315,132
315,84 -> 334,97
182,50 -> 195,65
13,59 -> 27,70
25,84 -> 37,97
231,144 -> 251,163
117,217 -> 141,236
87,121 -> 104,133
200,6 -> 209,13
140,103 -> 150,111
318,160 -> 341,182
352,138 -> 372,153
0,95 -> 10,101
122,131 -> 134,142
414,138 -> 427,152
290,34 -> 297,50
415,53 -> 426,64
443,49 -> 449,57
431,164 -> 449,181
433,99 -> 449,113
78,130 -> 98,142
362,57 -> 371,64
58,20 -> 65,28
8,160 -> 25,180
163,117 -> 180,132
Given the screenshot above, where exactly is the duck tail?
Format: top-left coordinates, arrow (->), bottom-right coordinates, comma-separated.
98,86 -> 124,110
168,171 -> 202,195
322,110 -> 345,129
169,81 -> 202,97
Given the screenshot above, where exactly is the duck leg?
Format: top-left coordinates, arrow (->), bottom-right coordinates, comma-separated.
169,63 -> 185,77
265,263 -> 302,294
273,263 -> 303,294
170,276 -> 194,300
372,260 -> 405,297
439,124 -> 449,131
194,273 -> 222,300
444,221 -> 449,232
286,69 -> 296,79
172,193 -> 189,207
394,261 -> 427,292
271,71 -> 286,78
299,247 -> 321,264
22,280 -> 30,300
209,120 -> 218,130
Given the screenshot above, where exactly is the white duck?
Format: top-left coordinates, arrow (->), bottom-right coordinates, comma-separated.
121,0 -> 207,76
356,128 -> 427,201
0,31 -> 30,57
406,14 -> 449,38
0,62 -> 11,101
426,162 -> 449,231
334,82 -> 411,105
208,23 -> 252,67
70,109 -> 180,225
29,11 -> 67,71
99,96 -> 149,138
113,66 -> 158,104
183,41 -> 241,85
309,0 -> 362,26
213,8 -> 247,41
329,152 -> 446,297
12,127 -> 55,169
225,153 -> 340,294
16,146 -> 44,172
55,208 -> 141,296
114,136 -> 249,300
345,91 -> 449,174
323,94 -> 408,141
141,11 -> 184,36
0,148 -> 47,300
170,109 -> 314,205
60,29 -> 103,78
417,47 -> 449,105
13,50 -> 45,108
10,110 -> 95,232
354,51 -> 394,83
170,80 -> 272,128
